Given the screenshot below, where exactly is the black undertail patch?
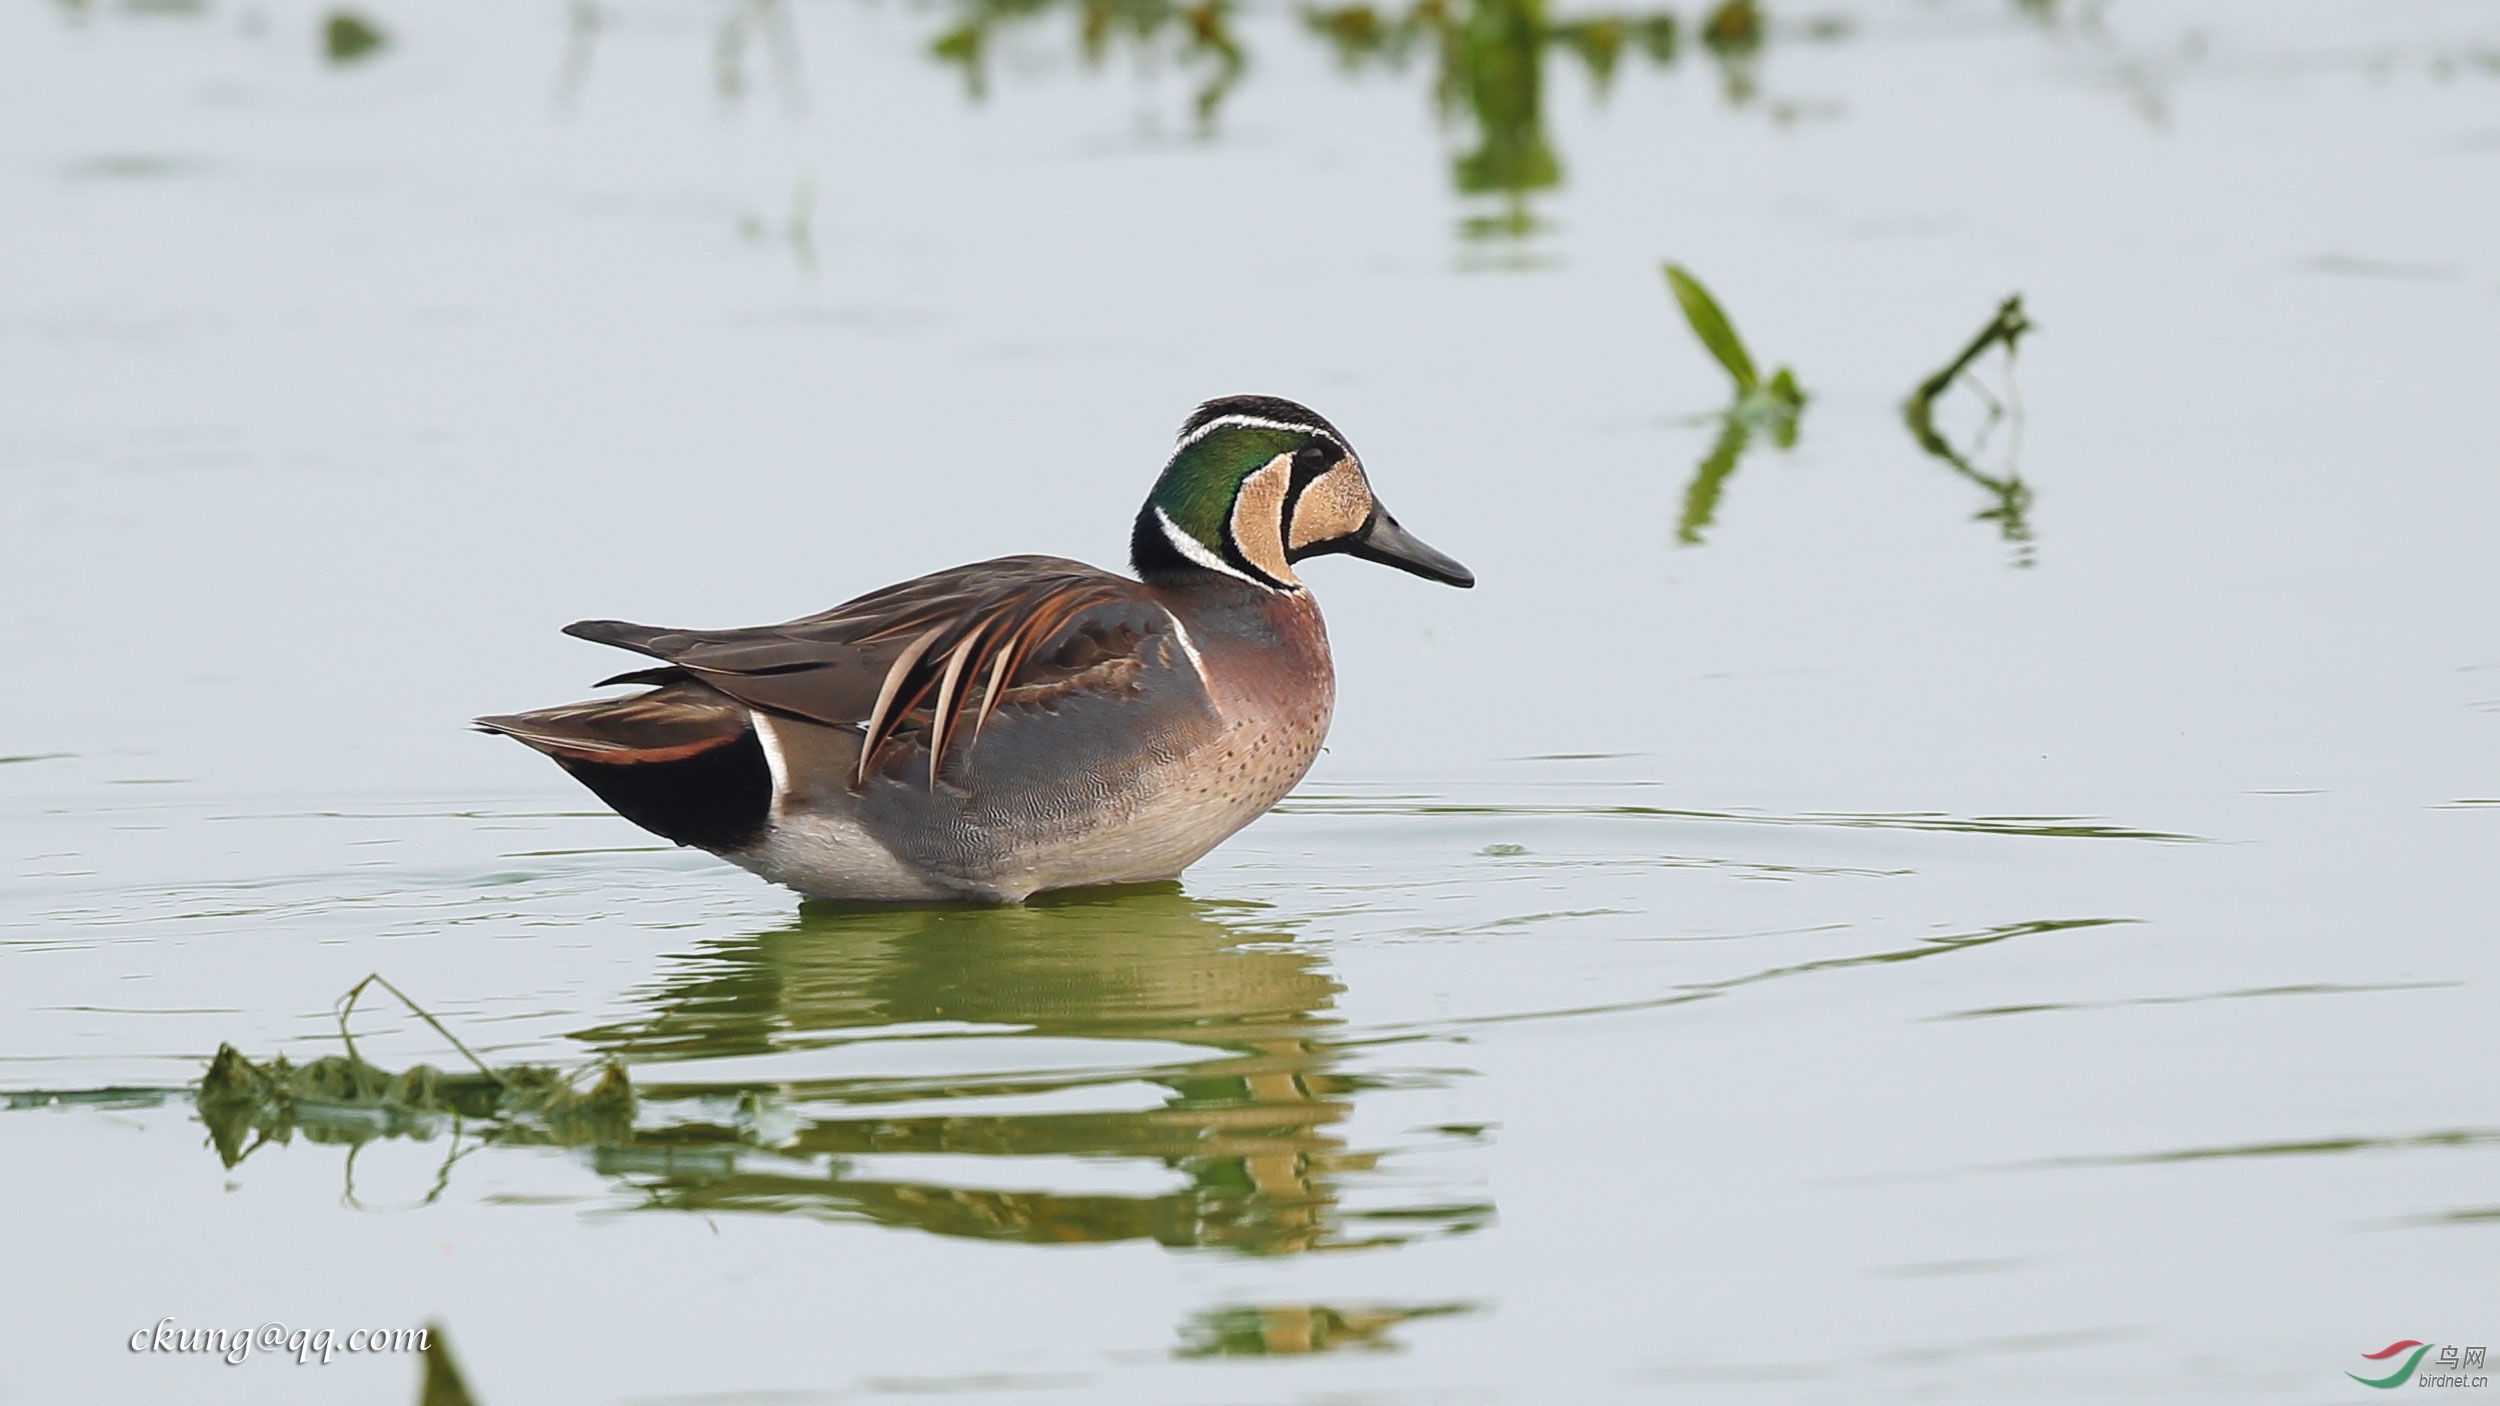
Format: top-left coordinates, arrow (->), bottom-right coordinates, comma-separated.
554,731 -> 772,853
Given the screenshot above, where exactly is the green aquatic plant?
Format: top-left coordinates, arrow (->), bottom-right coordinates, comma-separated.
1903,294 -> 2036,560
1699,0 -> 1763,51
321,10 -> 386,64
1176,1301 -> 1477,1356
1550,14 -> 1679,93
933,0 -> 1245,126
1663,263 -> 1786,401
1303,0 -> 1678,241
1697,0 -> 1763,102
1661,262 -> 1807,545
418,1323 -> 479,1406
196,975 -> 634,1174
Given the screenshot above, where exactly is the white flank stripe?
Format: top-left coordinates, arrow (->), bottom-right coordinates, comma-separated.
1160,609 -> 1213,691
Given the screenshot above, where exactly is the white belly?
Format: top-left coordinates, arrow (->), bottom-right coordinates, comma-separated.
730,709 -> 1324,905
728,812 -> 961,904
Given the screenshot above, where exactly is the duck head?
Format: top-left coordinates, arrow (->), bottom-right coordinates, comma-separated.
1130,395 -> 1475,593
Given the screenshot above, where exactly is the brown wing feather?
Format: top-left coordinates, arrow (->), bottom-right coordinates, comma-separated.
559,556 -> 1164,790
474,678 -> 750,763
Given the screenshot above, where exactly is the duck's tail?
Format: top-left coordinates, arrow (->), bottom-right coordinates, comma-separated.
476,675 -> 771,852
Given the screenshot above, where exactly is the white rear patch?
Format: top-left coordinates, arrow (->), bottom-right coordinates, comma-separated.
748,709 -> 791,809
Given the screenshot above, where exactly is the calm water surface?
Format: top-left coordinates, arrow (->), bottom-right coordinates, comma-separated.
4,0 -> 2497,1400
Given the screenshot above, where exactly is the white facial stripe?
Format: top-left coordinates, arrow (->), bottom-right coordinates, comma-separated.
748,709 -> 791,810
1155,506 -> 1271,590
1175,413 -> 1348,458
1159,608 -> 1213,692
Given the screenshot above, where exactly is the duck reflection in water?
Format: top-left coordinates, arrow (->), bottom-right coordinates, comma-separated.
574,888 -> 1487,1254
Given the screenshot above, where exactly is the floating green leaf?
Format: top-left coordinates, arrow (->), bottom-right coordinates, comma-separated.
1661,262 -> 1759,392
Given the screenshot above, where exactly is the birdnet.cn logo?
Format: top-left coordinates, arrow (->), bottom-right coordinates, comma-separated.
2348,1341 -> 2489,1390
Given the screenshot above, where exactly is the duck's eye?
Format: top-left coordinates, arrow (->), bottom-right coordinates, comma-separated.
1292,445 -> 1337,483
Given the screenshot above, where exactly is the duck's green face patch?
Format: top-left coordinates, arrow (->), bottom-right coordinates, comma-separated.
1152,421 -> 1331,554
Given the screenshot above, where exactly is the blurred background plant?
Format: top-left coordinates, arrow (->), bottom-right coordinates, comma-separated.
931,0 -> 1248,129
1303,0 -> 1678,240
1903,295 -> 2036,562
320,8 -> 385,64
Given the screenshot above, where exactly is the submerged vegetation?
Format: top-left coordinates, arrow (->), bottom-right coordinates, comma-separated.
197,975 -> 634,1187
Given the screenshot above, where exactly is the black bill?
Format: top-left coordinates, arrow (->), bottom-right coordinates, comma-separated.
1345,506 -> 1475,588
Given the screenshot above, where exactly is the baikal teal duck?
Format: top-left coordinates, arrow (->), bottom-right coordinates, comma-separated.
479,396 -> 1473,903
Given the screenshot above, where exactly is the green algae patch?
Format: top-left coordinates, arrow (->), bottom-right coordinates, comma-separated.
196,975 -> 632,1168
